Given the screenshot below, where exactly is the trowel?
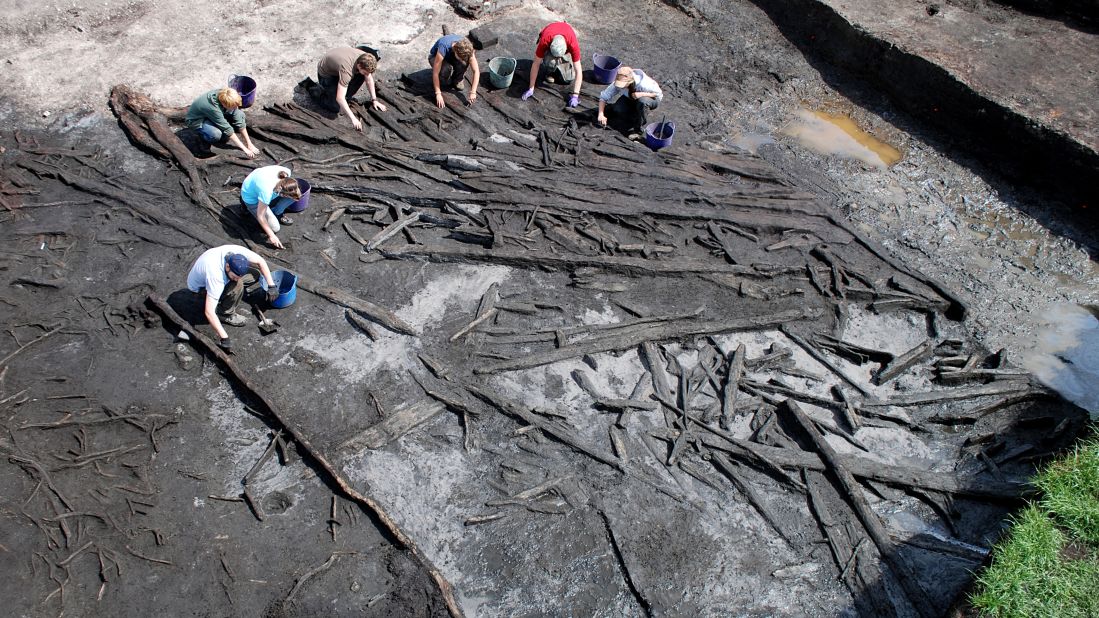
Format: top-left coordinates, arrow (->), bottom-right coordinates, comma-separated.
251,304 -> 280,335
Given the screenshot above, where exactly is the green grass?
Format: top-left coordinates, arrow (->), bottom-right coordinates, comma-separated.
1035,438 -> 1099,546
972,435 -> 1099,618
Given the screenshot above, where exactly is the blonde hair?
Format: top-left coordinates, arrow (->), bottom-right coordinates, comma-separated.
452,38 -> 474,62
217,88 -> 243,109
355,53 -> 377,74
275,176 -> 302,200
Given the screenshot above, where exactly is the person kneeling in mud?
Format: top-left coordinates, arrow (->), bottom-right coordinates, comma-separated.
596,66 -> 663,140
184,87 -> 260,158
186,245 -> 277,353
240,165 -> 301,250
305,46 -> 387,132
428,34 -> 479,109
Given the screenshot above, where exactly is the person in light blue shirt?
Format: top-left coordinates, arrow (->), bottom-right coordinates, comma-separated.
240,165 -> 301,249
597,65 -> 663,139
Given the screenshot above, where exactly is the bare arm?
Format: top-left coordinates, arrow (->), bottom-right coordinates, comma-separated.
254,201 -> 284,249
237,127 -> 260,156
571,60 -> 584,95
527,53 -> 543,91
227,133 -> 255,159
597,99 -> 608,125
366,74 -> 387,112
205,295 -> 229,340
335,82 -> 363,132
252,257 -> 275,288
468,56 -> 480,103
432,53 -> 446,108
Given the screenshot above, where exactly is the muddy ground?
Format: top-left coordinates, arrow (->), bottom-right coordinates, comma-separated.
0,1 -> 1097,617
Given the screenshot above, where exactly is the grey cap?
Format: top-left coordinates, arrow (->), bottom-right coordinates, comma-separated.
549,35 -> 567,58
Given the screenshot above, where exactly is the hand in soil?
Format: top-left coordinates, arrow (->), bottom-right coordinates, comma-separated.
372,100 -> 387,112
218,337 -> 232,353
351,117 -> 363,132
435,92 -> 445,109
522,88 -> 535,101
597,113 -> 608,126
268,235 -> 284,249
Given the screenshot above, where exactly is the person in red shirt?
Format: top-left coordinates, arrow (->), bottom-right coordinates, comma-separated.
522,22 -> 583,108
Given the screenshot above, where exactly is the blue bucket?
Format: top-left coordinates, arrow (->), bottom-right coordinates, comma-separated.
269,270 -> 298,308
284,178 -> 311,213
592,53 -> 621,85
229,75 -> 257,108
644,121 -> 675,151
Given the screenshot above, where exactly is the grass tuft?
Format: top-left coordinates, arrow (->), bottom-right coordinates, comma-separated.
971,506 -> 1099,617
972,432 -> 1099,617
1035,436 -> 1099,546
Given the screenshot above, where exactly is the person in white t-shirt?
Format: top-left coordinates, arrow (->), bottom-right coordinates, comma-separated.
186,245 -> 277,352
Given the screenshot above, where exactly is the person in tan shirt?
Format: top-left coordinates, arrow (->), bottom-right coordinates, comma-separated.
306,46 -> 387,132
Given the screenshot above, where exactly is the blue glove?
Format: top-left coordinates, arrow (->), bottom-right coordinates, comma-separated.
521,88 -> 535,101
568,94 -> 580,108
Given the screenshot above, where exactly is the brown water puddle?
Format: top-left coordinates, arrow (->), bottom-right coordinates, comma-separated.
781,108 -> 902,168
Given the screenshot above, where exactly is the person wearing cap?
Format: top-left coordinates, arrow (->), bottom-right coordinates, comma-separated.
597,66 -> 664,139
184,87 -> 260,158
428,34 -> 479,109
240,165 -> 302,250
305,46 -> 388,132
521,22 -> 583,108
186,245 -> 278,352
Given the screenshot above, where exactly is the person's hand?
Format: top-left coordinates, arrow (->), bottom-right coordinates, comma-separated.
266,286 -> 279,303
268,234 -> 284,249
251,145 -> 262,157
372,100 -> 387,112
351,117 -> 363,132
468,90 -> 477,105
597,113 -> 607,127
521,88 -> 535,101
218,337 -> 232,354
568,94 -> 580,108
242,148 -> 256,159
435,92 -> 445,109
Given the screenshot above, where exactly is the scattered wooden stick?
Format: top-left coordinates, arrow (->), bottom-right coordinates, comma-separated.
782,401 -> 937,618
145,294 -> 464,618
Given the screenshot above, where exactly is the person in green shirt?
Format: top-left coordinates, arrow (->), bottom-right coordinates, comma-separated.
184,87 -> 260,159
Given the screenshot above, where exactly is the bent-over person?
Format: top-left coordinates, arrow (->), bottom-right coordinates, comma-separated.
522,22 -> 583,108
596,66 -> 663,139
184,87 -> 260,158
240,165 -> 301,250
428,35 -> 479,109
186,245 -> 277,353
308,46 -> 387,132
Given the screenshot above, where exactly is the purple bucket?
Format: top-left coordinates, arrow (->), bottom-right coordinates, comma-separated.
229,75 -> 257,108
284,178 -> 311,213
644,121 -> 675,151
592,53 -> 621,85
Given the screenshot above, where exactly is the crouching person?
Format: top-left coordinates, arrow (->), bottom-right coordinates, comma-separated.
429,34 -> 479,109
240,165 -> 302,250
186,245 -> 277,353
184,87 -> 260,158
596,66 -> 663,140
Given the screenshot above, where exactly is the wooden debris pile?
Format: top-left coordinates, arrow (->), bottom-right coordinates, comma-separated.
0,74 -> 1080,617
